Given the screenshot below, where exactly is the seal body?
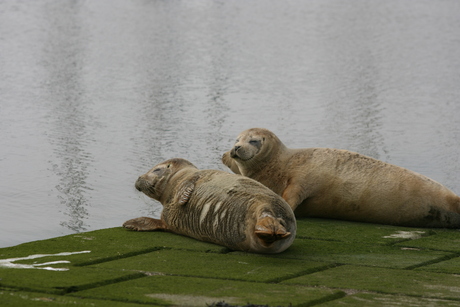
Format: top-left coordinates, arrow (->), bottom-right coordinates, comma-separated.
123,158 -> 296,253
222,128 -> 460,228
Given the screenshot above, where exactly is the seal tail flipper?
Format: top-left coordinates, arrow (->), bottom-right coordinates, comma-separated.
254,215 -> 291,245
123,217 -> 169,232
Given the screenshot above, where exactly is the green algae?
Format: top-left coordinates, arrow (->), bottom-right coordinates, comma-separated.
395,229 -> 460,252
296,218 -> 433,245
70,275 -> 342,306
415,255 -> 460,274
1,219 -> 460,306
321,292 -> 460,306
88,248 -> 329,282
282,265 -> 460,300
276,238 -> 452,269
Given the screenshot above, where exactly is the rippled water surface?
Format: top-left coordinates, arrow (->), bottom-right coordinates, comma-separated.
1,0 -> 460,247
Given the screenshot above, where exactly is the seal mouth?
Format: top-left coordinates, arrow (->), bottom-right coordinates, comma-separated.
230,151 -> 241,159
230,146 -> 240,159
135,178 -> 157,198
230,146 -> 253,162
235,154 -> 254,162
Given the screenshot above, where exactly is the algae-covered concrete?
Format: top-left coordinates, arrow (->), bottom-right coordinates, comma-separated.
1,218 -> 460,306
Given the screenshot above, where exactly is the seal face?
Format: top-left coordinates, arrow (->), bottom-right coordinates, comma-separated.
231,134 -> 264,161
222,128 -> 460,228
123,158 -> 296,254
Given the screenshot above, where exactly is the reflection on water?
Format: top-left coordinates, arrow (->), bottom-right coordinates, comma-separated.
1,0 -> 460,247
318,2 -> 389,160
41,1 -> 92,232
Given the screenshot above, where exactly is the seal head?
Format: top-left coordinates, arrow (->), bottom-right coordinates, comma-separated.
224,128 -> 287,176
135,158 -> 197,204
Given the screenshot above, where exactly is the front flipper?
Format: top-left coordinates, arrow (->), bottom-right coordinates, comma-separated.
174,175 -> 199,205
222,151 -> 242,174
254,215 -> 291,245
123,217 -> 169,231
281,182 -> 308,211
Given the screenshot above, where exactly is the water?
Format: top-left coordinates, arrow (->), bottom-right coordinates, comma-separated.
1,0 -> 460,248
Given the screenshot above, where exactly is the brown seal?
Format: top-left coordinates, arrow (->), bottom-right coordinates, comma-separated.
123,158 -> 296,253
222,128 -> 460,228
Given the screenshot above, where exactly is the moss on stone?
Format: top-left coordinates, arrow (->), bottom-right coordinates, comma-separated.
1,219 -> 460,306
282,265 -> 460,300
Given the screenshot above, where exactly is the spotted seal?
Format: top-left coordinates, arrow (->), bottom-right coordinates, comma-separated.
222,128 -> 460,228
123,158 -> 296,253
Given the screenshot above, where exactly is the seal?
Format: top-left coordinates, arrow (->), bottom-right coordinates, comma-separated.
222,128 -> 460,228
123,158 -> 296,253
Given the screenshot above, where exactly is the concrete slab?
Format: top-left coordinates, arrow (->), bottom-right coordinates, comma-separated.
1,219 -> 460,306
276,238 -> 452,268
282,265 -> 460,300
395,229 -> 460,252
320,292 -> 460,306
0,228 -> 227,267
89,248 -> 330,282
296,219 -> 433,245
0,288 -> 146,306
415,256 -> 460,274
0,265 -> 143,294
70,275 -> 343,306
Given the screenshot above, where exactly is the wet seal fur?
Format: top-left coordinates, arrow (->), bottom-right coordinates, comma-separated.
123,158 -> 296,253
222,128 -> 460,228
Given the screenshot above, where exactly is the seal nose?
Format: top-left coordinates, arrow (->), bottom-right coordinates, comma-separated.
135,177 -> 143,191
230,145 -> 241,158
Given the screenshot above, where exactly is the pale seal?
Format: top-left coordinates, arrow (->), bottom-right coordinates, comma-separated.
222,128 -> 460,228
123,158 -> 296,253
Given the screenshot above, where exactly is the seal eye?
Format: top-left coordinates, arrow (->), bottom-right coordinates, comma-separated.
249,140 -> 259,145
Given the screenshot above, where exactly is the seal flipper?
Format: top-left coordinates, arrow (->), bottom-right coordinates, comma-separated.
282,182 -> 309,212
123,217 -> 169,231
254,215 -> 291,245
174,182 -> 195,205
222,151 -> 242,174
174,175 -> 199,205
